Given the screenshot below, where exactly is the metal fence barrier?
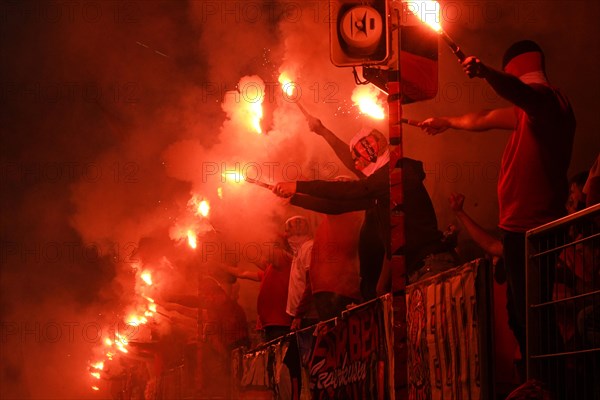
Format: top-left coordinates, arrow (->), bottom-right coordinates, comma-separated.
526,204 -> 600,399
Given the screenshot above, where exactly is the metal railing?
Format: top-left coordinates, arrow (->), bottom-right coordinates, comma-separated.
526,204 -> 600,399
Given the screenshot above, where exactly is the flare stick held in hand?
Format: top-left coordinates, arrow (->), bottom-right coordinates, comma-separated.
401,118 -> 421,127
393,118 -> 421,127
439,31 -> 466,62
296,102 -> 309,118
245,177 -> 274,190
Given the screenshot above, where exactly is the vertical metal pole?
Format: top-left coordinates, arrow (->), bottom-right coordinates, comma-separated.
388,13 -> 406,399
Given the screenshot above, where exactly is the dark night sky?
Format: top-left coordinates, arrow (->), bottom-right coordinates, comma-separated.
1,1 -> 599,398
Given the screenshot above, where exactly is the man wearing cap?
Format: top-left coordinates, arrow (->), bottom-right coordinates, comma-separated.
419,40 -> 576,385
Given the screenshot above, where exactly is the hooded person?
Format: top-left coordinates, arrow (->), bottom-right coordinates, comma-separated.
418,40 -> 575,391
273,122 -> 455,300
348,127 -> 390,177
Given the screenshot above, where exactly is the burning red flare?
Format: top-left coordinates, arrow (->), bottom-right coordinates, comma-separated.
236,76 -> 265,134
249,101 -> 263,134
114,332 -> 129,353
198,200 -> 210,217
187,230 -> 197,249
278,71 -> 297,97
351,84 -> 385,120
140,271 -> 153,286
188,195 -> 211,218
405,0 -> 465,60
405,0 -> 441,31
221,171 -> 245,185
91,361 -> 104,370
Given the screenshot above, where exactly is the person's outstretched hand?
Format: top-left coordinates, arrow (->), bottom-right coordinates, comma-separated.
461,56 -> 488,79
273,182 -> 297,198
306,114 -> 326,135
419,117 -> 451,135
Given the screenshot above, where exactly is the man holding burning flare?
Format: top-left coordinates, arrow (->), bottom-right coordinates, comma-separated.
273,110 -> 455,300
419,40 -> 576,387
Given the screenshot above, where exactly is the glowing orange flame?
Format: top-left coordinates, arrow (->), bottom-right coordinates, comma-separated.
91,361 -> 104,370
104,338 -> 113,346
221,171 -> 245,184
115,333 -> 129,353
89,360 -> 104,381
143,295 -> 154,303
140,271 -> 153,286
92,386 -> 99,391
187,230 -> 197,249
148,303 -> 157,312
234,76 -> 265,134
249,101 -> 263,134
278,72 -> 296,97
351,85 -> 385,120
188,195 -> 211,218
217,187 -> 223,199
405,0 -> 442,32
198,200 -> 210,217
126,314 -> 147,326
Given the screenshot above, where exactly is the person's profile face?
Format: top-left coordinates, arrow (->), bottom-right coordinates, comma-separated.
351,134 -> 379,171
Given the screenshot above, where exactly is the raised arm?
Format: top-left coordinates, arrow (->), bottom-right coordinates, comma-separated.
420,107 -> 515,135
305,113 -> 365,178
274,165 -> 387,200
290,193 -> 375,214
462,55 -> 552,116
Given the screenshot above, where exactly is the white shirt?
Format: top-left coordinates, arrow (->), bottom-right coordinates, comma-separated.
286,239 -> 313,317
